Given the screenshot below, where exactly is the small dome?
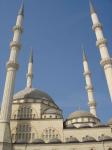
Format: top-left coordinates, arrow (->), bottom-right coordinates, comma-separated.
49,138 -> 61,144
32,139 -> 45,144
67,110 -> 95,120
107,118 -> 112,125
66,137 -> 79,143
82,135 -> 96,142
43,108 -> 62,115
13,88 -> 54,102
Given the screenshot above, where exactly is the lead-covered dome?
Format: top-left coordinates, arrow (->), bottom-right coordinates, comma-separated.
67,111 -> 95,119
65,110 -> 100,128
13,88 -> 54,102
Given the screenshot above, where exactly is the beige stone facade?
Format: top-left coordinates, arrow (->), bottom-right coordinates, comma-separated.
0,1 -> 112,150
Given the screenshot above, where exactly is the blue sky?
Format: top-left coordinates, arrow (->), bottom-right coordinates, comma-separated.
0,0 -> 112,123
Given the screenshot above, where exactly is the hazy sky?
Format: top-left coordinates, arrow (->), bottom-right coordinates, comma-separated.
0,0 -> 112,123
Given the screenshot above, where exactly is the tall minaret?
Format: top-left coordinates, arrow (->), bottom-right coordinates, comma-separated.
90,0 -> 112,101
83,49 -> 97,117
26,49 -> 33,88
0,2 -> 24,150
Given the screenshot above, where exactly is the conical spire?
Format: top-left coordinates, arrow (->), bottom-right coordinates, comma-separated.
82,46 -> 87,61
26,48 -> 33,88
18,0 -> 24,16
89,0 -> 96,14
29,48 -> 33,63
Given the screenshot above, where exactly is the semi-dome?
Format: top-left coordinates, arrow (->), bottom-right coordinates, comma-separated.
13,88 -> 54,102
67,110 -> 95,120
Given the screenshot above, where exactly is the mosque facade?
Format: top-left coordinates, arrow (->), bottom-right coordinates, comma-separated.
0,1 -> 112,150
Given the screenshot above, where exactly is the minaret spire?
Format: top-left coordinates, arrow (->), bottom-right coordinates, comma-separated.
90,1 -> 112,101
82,46 -> 87,61
18,0 -> 24,16
82,48 -> 97,117
89,0 -> 96,14
26,48 -> 33,88
0,2 -> 24,149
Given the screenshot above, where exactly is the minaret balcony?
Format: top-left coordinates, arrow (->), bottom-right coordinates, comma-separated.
85,85 -> 93,91
6,61 -> 19,70
10,41 -> 21,49
96,38 -> 107,48
100,58 -> 112,67
26,73 -> 33,78
88,101 -> 96,107
92,23 -> 102,31
83,71 -> 91,76
13,25 -> 23,33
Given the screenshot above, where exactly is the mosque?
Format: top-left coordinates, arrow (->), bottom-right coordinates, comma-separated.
0,1 -> 112,150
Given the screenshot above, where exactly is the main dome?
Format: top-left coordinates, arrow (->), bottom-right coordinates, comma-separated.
13,87 -> 54,103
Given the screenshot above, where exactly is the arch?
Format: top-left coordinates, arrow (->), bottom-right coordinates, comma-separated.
108,148 -> 112,150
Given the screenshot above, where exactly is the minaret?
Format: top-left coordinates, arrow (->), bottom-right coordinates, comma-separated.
26,49 -> 33,88
83,49 -> 97,117
90,0 -> 112,101
0,2 -> 24,150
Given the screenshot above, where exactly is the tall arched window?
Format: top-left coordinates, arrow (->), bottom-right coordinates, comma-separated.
12,124 -> 32,143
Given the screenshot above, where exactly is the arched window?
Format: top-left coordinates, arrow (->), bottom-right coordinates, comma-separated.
13,124 -> 32,143
42,128 -> 60,142
16,106 -> 34,119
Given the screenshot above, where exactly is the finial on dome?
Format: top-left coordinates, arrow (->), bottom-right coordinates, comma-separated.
29,48 -> 33,63
82,46 -> 87,61
18,0 -> 24,16
89,0 -> 96,14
